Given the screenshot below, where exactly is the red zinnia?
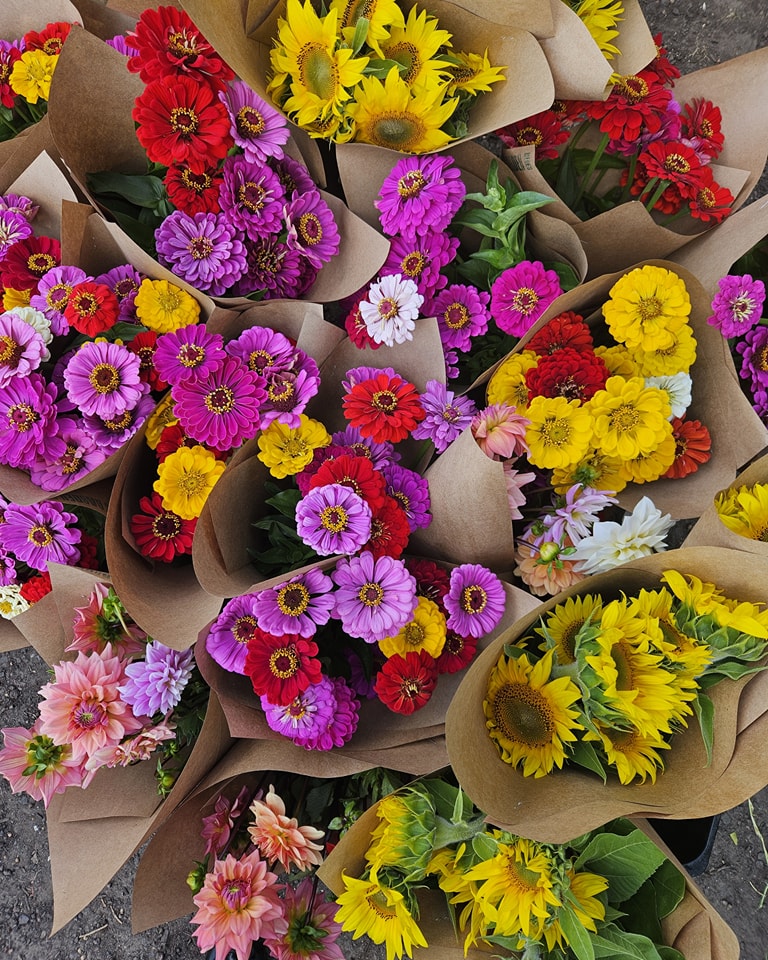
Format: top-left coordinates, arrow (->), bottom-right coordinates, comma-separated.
127,330 -> 167,392
436,629 -> 477,674
244,628 -> 323,706
133,75 -> 233,174
130,492 -> 197,562
164,163 -> 223,216
662,417 -> 712,480
405,557 -> 450,614
526,311 -> 593,355
63,281 -> 119,337
637,140 -> 704,192
343,372 -> 425,444
126,5 -> 234,90
688,167 -> 734,224
644,33 -> 681,86
155,423 -> 230,463
309,454 -> 388,511
344,295 -> 381,350
0,235 -> 60,294
23,21 -> 72,56
19,570 -> 52,604
680,98 -> 724,161
586,70 -> 672,144
0,46 -> 21,109
365,496 -> 411,560
76,532 -> 100,570
525,347 -> 609,402
497,109 -> 569,160
373,649 -> 438,715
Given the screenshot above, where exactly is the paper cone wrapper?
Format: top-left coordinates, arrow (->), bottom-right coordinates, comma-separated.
446,545 -> 768,843
180,0 -> 555,155
104,417 -> 223,650
47,25 -> 389,305
0,592 -> 60,654
45,689 -> 233,933
69,0 -> 137,40
482,260 -> 766,520
1,0 -> 84,35
684,450 -> 768,555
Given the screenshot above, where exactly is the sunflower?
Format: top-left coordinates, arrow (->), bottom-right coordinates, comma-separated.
432,846 -> 488,951
445,49 -> 506,97
535,593 -> 604,665
484,648 -> 583,777
331,0 -> 405,57
603,265 -> 691,353
366,792 -> 436,882
542,867 -> 608,951
525,395 -> 594,470
465,834 -> 561,940
584,721 -> 670,784
346,66 -> 457,153
629,588 -> 712,682
486,350 -> 538,411
270,0 -> 368,126
335,869 -> 427,960
587,376 -> 671,461
551,446 -> 627,495
572,0 -> 624,61
379,5 -> 453,93
716,482 -> 768,541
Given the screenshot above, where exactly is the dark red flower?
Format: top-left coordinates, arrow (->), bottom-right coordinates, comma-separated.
344,294 -> 381,350
0,45 -> 21,109
662,417 -> 712,479
130,492 -> 197,562
644,33 -> 681,86
688,167 -> 734,224
133,75 -> 233,174
309,453 -> 388,511
0,235 -> 60,294
126,5 -> 234,90
127,330 -> 168,392
637,140 -> 704,191
343,372 -> 425,444
526,311 -> 593,355
436,629 -> 477,674
497,109 -> 569,160
373,649 -> 438,715
164,163 -> 223,215
19,570 -> 52,604
156,423 -> 230,463
365,496 -> 410,560
405,557 -> 450,614
244,628 -> 323,706
63,281 -> 119,337
23,21 -> 72,56
76,532 -> 100,570
681,98 -> 725,161
526,347 -> 609,402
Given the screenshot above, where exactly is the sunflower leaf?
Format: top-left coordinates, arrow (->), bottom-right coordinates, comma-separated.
574,829 -> 667,902
558,905 -> 595,960
692,692 -> 714,766
570,740 -> 607,782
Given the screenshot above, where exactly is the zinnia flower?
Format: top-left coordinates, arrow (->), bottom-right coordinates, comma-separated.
0,500 -> 81,571
374,649 -> 438,714
332,551 -> 417,643
253,568 -> 335,638
707,273 -> 765,339
444,564 -> 506,638
0,373 -> 59,469
285,190 -> 340,268
359,273 -> 423,348
129,492 -> 197,563
206,593 -> 261,675
343,371 -> 425,444
490,261 -> 562,337
662,416 -> 712,479
295,483 -> 372,556
244,629 -> 323,706
155,211 -> 248,295
603,265 -> 691,353
63,281 -> 119,337
134,278 -> 201,333
154,324 -> 226,386
220,80 -> 289,163
63,340 -> 143,421
257,414 -> 331,479
471,403 -> 530,460
411,380 -> 476,452
154,443 -> 226,520
376,154 -> 465,238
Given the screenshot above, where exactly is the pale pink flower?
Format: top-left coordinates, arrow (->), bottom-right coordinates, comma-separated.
513,540 -> 586,597
471,403 -> 530,460
37,644 -> 145,763
248,784 -> 325,872
191,850 -> 286,960
84,720 -> 176,771
503,462 -> 536,520
0,720 -> 88,807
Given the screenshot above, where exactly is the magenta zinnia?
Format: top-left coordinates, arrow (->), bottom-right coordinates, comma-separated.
491,261 -> 563,336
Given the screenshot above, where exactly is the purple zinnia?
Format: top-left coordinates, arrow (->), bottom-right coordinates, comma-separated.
260,365 -> 320,429
0,373 -> 59,468
95,264 -> 144,322
219,80 -> 289,164
30,265 -> 90,335
154,324 -> 226,386
0,311 -> 46,385
285,190 -> 340,268
295,484 -> 372,557
376,154 -> 465,239
0,501 -> 81,571
411,380 -> 476,453
261,674 -> 336,744
381,231 -> 458,301
219,154 -> 285,242
490,260 -> 563,337
444,563 -> 506,639
172,354 -> 266,448
206,593 -> 261,675
29,418 -> 106,492
63,340 -> 143,420
331,426 -> 399,471
707,274 -> 766,339
155,210 -> 248,296
382,463 -> 431,531
81,386 -> 155,452
0,209 -> 32,264
428,283 -> 491,353
294,676 -> 359,750
0,547 -> 16,587
332,551 -> 417,643
272,154 -> 318,200
253,567 -> 335,638
225,326 -> 294,376
737,325 -> 768,392
231,234 -> 305,299
119,641 -> 195,717
106,33 -> 140,56
0,193 -> 38,222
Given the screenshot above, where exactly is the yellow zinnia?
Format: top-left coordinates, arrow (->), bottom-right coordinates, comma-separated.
144,392 -> 178,450
587,376 -> 671,461
619,422 -> 676,484
257,414 -> 331,479
634,321 -> 697,377
346,66 -> 457,154
134,279 -> 200,334
153,444 -> 226,521
552,446 -> 627,495
335,869 -> 428,960
603,265 -> 691,353
10,50 -> 58,104
525,395 -> 594,470
594,342 -> 638,377
379,596 -> 446,659
487,350 -> 538,410
484,648 -> 583,777
3,287 -> 32,311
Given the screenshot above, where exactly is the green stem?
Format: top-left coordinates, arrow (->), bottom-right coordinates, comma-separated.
644,178 -> 671,214
621,152 -> 639,203
572,131 -> 611,207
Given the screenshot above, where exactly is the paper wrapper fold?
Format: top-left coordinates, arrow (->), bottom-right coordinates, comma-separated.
180,0 -> 555,155
446,546 -> 768,844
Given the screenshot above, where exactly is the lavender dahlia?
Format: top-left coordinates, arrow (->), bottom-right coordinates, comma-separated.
62,340 -> 144,421
411,380 -> 476,453
376,154 -> 466,239
119,642 -> 195,717
295,483 -> 372,557
253,568 -> 335,638
0,501 -> 81,571
0,373 -> 59,469
444,564 -> 506,638
332,551 -> 417,643
154,210 -> 248,296
707,273 -> 766,338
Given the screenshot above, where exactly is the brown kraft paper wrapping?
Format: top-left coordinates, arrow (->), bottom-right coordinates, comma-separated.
446,546 -> 768,844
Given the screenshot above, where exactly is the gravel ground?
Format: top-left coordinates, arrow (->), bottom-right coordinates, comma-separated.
2,1 -> 768,959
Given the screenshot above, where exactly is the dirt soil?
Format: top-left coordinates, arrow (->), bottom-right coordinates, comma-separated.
2,2 -> 768,959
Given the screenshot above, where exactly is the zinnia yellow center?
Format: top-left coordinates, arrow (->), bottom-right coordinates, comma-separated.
398,169 -> 426,198
152,513 -> 182,540
512,287 -> 539,315
540,417 -> 571,447
319,504 -> 349,532
189,237 -> 213,260
358,581 -> 384,607
0,335 -> 20,364
28,524 -> 53,547
610,403 -> 640,432
269,646 -> 299,678
277,583 -> 310,616
205,386 -> 236,415
177,468 -> 206,496
9,402 -> 37,431
462,584 -> 487,614
178,344 -> 204,367
240,181 -> 268,214
664,153 -> 690,175
377,297 -> 399,320
404,623 -> 425,645
233,615 -> 258,644
236,106 -> 265,136
170,107 -> 198,134
372,390 -> 398,413
89,362 -> 120,395
298,212 -> 323,245
28,253 -> 56,275
444,302 -> 469,329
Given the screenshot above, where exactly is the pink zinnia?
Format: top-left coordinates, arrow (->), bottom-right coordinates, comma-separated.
490,261 -> 563,336
37,644 -> 145,763
248,785 -> 325,872
191,851 -> 286,960
471,403 -> 530,460
0,721 -> 87,807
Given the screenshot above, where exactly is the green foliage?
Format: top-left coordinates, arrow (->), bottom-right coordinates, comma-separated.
248,483 -> 320,577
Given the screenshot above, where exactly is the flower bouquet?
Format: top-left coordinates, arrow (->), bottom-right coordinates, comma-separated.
446,545 -> 768,843
318,775 -> 739,960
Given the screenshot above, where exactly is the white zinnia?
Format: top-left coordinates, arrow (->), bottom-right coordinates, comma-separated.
645,372 -> 692,420
0,584 -> 30,619
569,496 -> 674,575
359,273 -> 423,347
6,306 -> 53,361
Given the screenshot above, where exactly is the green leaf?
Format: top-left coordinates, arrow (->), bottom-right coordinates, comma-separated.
87,169 -> 167,209
349,15 -> 369,54
649,859 -> 685,919
365,57 -> 405,78
692,692 -> 714,766
590,924 -> 667,960
575,829 -> 667,902
569,740 -> 607,782
656,948 -> 686,960
546,260 -> 581,292
620,878 -> 663,943
558,904 -> 595,960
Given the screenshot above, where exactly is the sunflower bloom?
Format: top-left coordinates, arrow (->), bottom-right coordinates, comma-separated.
715,482 -> 768,541
445,49 -> 506,97
587,376 -> 671,460
525,395 -> 594,470
378,6 -> 453,93
331,0 -> 405,57
541,867 -> 608,951
584,721 -> 670,784
154,444 -> 226,520
603,265 -> 691,353
484,648 -> 583,777
335,869 -> 427,960
535,593 -> 604,665
574,0 -> 624,61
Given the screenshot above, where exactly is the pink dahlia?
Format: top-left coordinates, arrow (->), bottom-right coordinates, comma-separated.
0,721 -> 87,807
248,784 -> 325,872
